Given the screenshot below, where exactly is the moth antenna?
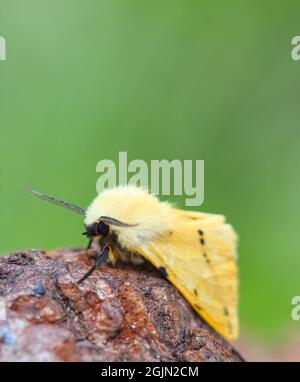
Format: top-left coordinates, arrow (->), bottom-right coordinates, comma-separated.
24,185 -> 86,215
100,216 -> 137,227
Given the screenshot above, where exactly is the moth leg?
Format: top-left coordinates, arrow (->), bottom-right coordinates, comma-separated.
83,239 -> 93,266
77,246 -> 109,285
86,238 -> 92,250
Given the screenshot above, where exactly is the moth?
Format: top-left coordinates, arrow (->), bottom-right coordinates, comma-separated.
26,185 -> 239,340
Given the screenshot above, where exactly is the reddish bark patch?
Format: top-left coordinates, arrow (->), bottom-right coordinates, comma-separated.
0,248 -> 244,362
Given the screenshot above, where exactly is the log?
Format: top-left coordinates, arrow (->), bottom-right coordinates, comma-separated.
0,248 -> 243,362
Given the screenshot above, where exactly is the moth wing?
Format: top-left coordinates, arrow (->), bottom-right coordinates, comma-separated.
139,209 -> 239,340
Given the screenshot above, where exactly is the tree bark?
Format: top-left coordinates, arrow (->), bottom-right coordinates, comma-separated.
0,248 -> 243,362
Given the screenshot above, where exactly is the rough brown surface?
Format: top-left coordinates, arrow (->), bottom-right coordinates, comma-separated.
0,248 -> 243,362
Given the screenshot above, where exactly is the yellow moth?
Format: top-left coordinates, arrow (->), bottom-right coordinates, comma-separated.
26,185 -> 239,340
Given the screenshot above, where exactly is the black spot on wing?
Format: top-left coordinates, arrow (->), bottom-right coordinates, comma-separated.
158,266 -> 168,279
198,229 -> 211,264
198,229 -> 206,245
223,307 -> 229,316
203,253 -> 210,264
193,289 -> 198,296
227,320 -> 233,334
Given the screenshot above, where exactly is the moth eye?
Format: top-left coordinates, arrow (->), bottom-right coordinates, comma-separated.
97,221 -> 109,236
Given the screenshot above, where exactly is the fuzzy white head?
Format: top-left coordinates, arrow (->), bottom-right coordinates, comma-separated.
85,186 -> 173,249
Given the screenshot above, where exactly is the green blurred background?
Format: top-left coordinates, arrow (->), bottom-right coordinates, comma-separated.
0,0 -> 300,342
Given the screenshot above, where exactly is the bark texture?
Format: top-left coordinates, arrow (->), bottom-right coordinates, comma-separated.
0,248 -> 243,362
